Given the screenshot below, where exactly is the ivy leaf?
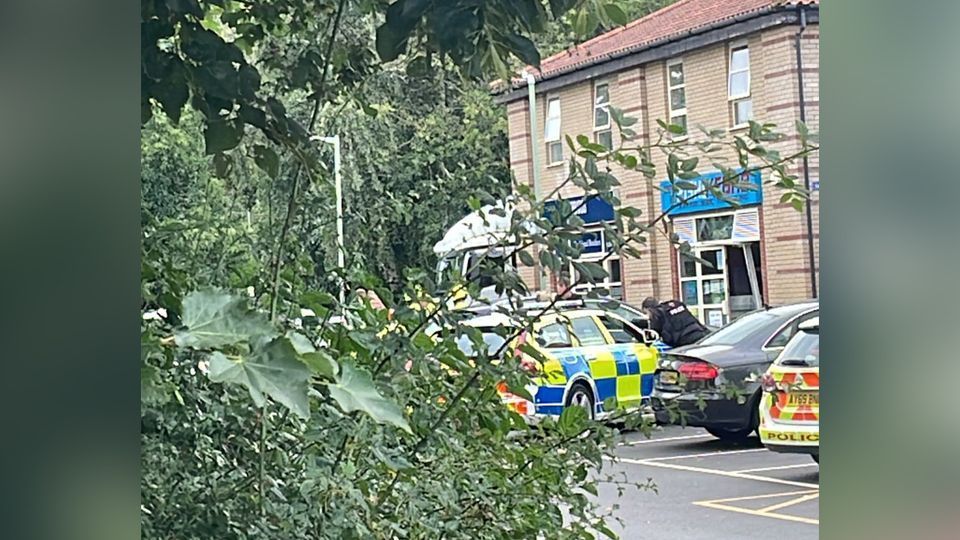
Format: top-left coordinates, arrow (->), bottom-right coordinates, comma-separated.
208,336 -> 312,419
328,363 -> 411,432
174,290 -> 276,349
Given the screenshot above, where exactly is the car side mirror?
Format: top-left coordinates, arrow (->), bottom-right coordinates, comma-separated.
641,329 -> 660,345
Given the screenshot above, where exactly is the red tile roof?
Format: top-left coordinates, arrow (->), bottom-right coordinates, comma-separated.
530,0 -> 818,80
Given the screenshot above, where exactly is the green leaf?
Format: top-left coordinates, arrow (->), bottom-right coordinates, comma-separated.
504,33 -> 540,68
208,337 -> 312,419
603,3 -> 628,26
518,250 -> 535,267
253,145 -> 279,179
174,290 -> 276,349
203,118 -> 243,155
301,351 -> 338,379
328,363 -> 411,432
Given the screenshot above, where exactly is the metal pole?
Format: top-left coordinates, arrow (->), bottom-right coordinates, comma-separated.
795,6 -> 817,298
312,135 -> 346,305
331,135 -> 345,305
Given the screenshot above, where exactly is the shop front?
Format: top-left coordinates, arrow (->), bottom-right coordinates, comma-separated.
543,195 -> 623,299
660,171 -> 764,326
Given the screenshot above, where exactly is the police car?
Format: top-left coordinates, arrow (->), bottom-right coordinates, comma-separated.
758,316 -> 820,462
453,307 -> 661,421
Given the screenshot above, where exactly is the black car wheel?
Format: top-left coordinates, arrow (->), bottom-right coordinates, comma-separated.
706,391 -> 761,442
566,382 -> 596,420
705,426 -> 754,442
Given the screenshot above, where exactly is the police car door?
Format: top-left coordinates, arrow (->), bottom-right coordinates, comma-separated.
597,314 -> 657,402
567,314 -> 619,413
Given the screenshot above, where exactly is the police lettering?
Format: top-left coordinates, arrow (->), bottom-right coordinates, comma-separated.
763,431 -> 819,443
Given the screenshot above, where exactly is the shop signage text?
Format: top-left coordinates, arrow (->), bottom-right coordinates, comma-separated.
660,170 -> 763,216
544,194 -> 615,225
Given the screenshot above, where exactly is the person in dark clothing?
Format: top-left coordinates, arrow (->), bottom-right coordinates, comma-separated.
641,297 -> 709,348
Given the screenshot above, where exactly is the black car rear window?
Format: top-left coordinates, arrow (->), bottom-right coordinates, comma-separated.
698,310 -> 781,346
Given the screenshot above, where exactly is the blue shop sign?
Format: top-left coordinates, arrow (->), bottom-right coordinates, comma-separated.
544,194 -> 615,224
660,170 -> 763,216
576,231 -> 604,254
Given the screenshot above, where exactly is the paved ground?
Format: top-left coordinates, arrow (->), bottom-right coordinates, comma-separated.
597,425 -> 819,539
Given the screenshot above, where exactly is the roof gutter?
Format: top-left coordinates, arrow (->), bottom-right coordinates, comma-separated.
496,5 -> 817,103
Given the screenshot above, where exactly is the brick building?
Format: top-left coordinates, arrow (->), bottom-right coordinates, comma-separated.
497,0 -> 819,325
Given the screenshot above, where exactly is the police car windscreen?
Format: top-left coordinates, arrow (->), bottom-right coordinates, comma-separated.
776,331 -> 820,367
455,328 -> 507,358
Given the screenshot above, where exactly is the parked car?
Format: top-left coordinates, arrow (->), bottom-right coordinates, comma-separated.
441,307 -> 661,421
651,301 -> 818,441
758,316 -> 820,462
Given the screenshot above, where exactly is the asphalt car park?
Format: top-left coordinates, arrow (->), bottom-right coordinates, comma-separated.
597,424 -> 819,539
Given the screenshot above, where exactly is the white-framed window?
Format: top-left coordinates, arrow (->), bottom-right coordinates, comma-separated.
666,59 -> 687,137
593,82 -> 613,150
566,228 -> 623,300
728,43 -> 752,127
544,97 -> 563,165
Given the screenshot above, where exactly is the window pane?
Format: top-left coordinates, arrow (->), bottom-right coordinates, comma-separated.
680,253 -> 696,277
545,117 -> 560,141
571,317 -> 607,346
682,280 -> 699,305
734,98 -> 753,125
599,316 -> 640,344
547,141 -> 563,164
729,71 -> 749,96
596,129 -> 613,150
670,88 -> 686,111
700,250 -> 724,276
537,323 -> 571,348
547,98 -> 561,118
670,114 -> 687,135
595,106 -> 609,127
703,279 -> 726,304
608,259 -> 621,282
697,215 -> 734,241
730,47 -> 749,71
668,63 -> 684,86
595,84 -> 609,106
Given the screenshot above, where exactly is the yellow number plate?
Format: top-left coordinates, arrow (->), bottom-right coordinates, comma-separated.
787,392 -> 819,406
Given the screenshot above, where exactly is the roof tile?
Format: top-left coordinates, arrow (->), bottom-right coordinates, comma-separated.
531,0 -> 819,80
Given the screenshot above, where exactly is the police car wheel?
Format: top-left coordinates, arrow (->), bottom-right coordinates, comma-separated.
566,383 -> 595,420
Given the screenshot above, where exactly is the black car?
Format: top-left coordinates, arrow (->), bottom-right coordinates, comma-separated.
651,301 -> 819,441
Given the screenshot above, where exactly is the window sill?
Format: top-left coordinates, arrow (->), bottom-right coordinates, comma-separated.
728,123 -> 750,133
546,161 -> 565,169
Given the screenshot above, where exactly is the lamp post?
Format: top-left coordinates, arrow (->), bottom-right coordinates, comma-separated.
311,135 -> 345,304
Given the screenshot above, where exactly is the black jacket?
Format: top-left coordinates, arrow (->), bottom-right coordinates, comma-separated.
648,300 -> 709,348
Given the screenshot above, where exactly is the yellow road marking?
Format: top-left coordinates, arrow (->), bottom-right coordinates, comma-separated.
758,492 -> 820,513
643,448 -> 768,462
620,433 -> 713,446
735,463 -> 818,473
607,456 -> 820,489
694,500 -> 819,525
696,489 -> 818,503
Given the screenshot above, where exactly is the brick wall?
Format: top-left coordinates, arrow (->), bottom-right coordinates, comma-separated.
505,22 -> 820,305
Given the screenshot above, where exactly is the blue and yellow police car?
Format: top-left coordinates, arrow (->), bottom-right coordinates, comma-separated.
457,308 -> 661,421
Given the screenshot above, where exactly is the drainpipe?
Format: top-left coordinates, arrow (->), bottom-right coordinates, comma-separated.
521,70 -> 542,201
521,70 -> 546,290
795,6 -> 817,298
